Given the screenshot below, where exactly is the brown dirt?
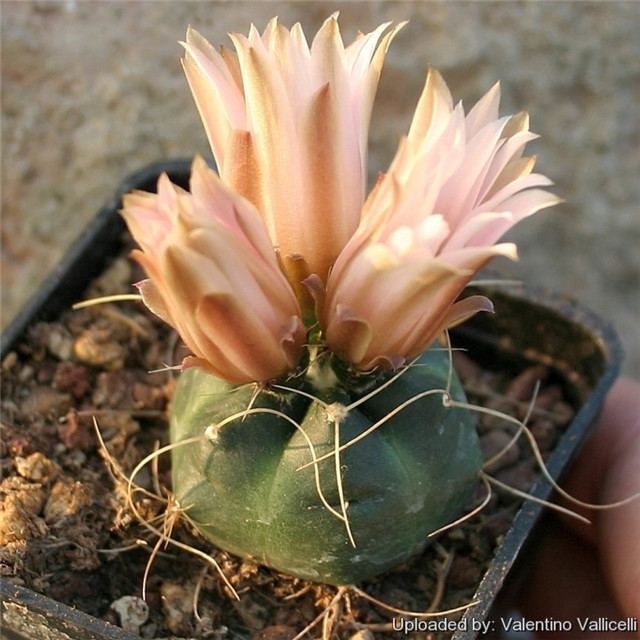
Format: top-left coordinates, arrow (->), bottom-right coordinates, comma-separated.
1,250 -> 575,640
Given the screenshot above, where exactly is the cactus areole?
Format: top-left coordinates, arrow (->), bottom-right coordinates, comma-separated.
170,345 -> 482,585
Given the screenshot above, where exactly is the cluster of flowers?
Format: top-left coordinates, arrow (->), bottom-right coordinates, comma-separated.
122,15 -> 557,385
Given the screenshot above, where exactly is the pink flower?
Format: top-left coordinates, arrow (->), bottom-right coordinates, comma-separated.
123,17 -> 559,382
316,68 -> 559,370
181,14 -> 403,285
121,156 -> 305,384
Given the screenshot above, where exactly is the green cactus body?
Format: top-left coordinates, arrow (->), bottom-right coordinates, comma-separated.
170,346 -> 482,585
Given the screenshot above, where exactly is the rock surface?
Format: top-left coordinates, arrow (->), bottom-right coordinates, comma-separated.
2,1 -> 638,376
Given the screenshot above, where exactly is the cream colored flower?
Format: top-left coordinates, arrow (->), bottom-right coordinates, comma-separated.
121,156 -> 305,384
318,68 -> 559,370
181,14 -> 403,285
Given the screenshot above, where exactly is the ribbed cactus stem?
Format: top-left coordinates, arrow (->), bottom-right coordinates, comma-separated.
170,345 -> 482,585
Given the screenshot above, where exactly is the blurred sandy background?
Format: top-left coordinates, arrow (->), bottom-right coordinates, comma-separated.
2,1 -> 639,377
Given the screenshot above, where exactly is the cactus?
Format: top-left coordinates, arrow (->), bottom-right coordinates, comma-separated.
170,345 -> 482,586
118,11 -> 559,591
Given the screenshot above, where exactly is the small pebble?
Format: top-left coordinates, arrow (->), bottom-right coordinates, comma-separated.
532,384 -> 563,409
53,361 -> 91,399
92,371 -> 135,408
44,477 -> 91,523
58,411 -> 96,450
20,386 -> 72,417
480,429 -> 520,473
47,326 -> 75,361
132,381 -> 165,411
7,434 -> 34,458
495,463 -> 536,494
530,418 -> 558,454
160,581 -> 194,635
448,555 -> 481,589
506,365 -> 549,401
17,364 -> 35,383
451,351 -> 482,383
14,452 -> 58,483
93,411 -> 140,436
74,329 -> 126,370
110,595 -> 149,634
1,351 -> 18,371
0,484 -> 47,544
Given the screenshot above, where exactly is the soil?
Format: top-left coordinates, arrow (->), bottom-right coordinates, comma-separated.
1,247 -> 576,640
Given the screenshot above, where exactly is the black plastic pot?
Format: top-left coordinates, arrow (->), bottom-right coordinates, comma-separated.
0,161 -> 623,640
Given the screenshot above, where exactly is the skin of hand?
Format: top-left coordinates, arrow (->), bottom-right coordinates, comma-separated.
519,377 -> 640,639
